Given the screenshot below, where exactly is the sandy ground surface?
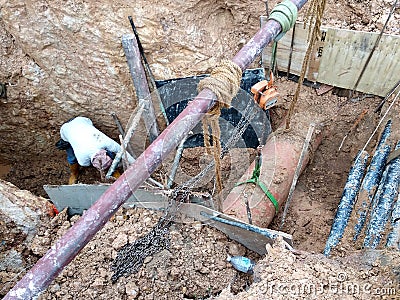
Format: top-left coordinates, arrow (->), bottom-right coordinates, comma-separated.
2,76 -> 399,299
1,0 -> 400,299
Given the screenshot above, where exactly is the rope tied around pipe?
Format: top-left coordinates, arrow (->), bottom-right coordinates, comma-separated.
197,60 -> 242,208
198,59 -> 243,112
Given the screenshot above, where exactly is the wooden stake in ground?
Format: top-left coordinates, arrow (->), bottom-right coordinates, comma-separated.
280,123 -> 316,229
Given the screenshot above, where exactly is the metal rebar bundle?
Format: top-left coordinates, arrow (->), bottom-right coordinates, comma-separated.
363,141 -> 400,249
323,150 -> 369,257
386,191 -> 400,249
352,120 -> 392,241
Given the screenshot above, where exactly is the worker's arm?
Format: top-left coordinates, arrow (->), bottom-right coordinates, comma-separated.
104,138 -> 135,165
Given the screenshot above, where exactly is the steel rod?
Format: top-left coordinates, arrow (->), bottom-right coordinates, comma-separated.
374,79 -> 400,113
280,122 -> 315,229
108,106 -> 164,188
122,34 -> 159,142
200,211 -> 279,240
111,112 -> 135,157
106,104 -> 144,178
5,1 -> 308,298
287,24 -> 296,78
167,134 -> 188,189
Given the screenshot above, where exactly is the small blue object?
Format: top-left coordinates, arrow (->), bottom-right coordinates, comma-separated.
227,255 -> 256,274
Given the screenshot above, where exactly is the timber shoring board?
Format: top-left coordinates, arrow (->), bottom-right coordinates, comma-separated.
260,17 -> 400,97
318,28 -> 400,96
43,184 -> 168,215
261,18 -> 326,82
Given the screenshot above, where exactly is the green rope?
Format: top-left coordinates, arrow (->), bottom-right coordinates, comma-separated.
270,41 -> 278,76
236,158 -> 279,215
268,0 -> 298,36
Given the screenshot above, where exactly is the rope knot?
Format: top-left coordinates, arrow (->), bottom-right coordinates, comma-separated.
197,60 -> 242,204
198,59 -> 242,113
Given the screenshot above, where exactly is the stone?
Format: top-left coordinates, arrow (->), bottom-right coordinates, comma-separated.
112,233 -> 128,250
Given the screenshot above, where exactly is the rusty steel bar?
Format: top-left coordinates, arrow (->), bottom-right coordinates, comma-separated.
5,1 -> 308,298
122,33 -> 159,142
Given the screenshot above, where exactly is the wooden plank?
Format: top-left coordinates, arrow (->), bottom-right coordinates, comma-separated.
43,184 -> 168,215
260,17 -> 400,97
261,18 -> 327,81
307,28 -> 328,81
318,29 -> 400,97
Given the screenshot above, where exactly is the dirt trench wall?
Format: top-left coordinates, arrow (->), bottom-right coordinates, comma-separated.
0,0 -> 264,163
0,179 -> 52,291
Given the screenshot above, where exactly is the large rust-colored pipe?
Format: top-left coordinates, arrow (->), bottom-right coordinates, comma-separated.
5,1 -> 308,298
223,128 -> 322,228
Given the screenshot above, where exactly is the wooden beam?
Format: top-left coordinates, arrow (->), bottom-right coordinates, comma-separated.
318,28 -> 400,97
261,18 -> 400,97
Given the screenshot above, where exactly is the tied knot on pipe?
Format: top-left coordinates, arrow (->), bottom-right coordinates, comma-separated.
197,59 -> 242,202
268,0 -> 298,41
198,59 -> 243,113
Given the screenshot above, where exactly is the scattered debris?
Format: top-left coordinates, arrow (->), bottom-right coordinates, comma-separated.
315,83 -> 333,96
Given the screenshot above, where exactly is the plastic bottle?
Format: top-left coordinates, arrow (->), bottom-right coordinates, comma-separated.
227,255 -> 256,274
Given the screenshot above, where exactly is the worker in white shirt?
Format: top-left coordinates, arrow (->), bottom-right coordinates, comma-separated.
56,116 -> 133,184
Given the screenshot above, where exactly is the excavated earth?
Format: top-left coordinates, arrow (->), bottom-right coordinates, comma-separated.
1,0 -> 400,299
